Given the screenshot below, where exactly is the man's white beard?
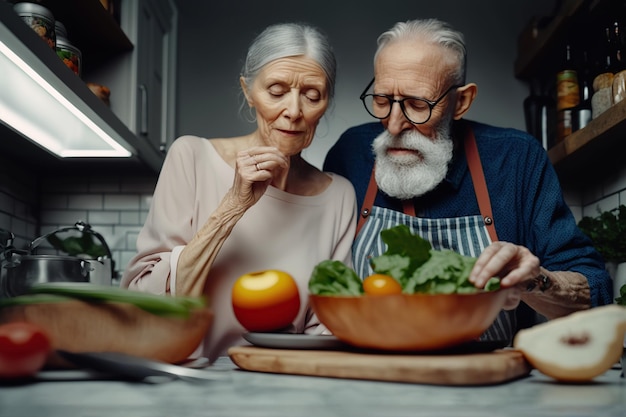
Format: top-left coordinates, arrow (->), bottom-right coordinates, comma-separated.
373,121 -> 454,200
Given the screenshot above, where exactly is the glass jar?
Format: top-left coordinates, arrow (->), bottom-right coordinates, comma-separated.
613,70 -> 626,104
13,2 -> 56,49
54,21 -> 82,77
592,73 -> 614,118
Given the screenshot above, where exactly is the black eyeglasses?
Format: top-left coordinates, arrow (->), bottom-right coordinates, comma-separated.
359,78 -> 463,125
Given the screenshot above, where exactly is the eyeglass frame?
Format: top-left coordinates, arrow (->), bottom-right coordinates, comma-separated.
359,78 -> 463,125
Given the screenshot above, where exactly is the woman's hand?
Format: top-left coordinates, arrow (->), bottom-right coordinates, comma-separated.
229,146 -> 289,209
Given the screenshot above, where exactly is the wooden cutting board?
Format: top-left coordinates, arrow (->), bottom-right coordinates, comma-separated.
228,346 -> 531,386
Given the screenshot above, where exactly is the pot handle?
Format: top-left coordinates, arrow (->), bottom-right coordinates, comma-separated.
80,260 -> 92,278
28,221 -> 113,260
0,228 -> 14,250
29,226 -> 81,253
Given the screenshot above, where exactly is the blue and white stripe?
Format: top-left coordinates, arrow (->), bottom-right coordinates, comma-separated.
353,206 -> 515,344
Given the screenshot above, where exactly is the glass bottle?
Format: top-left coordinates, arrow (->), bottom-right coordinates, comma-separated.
556,42 -> 579,141
524,78 -> 555,149
572,50 -> 593,132
611,20 -> 626,104
592,21 -> 623,117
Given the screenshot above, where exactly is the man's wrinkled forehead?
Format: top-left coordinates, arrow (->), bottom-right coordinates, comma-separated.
374,40 -> 457,94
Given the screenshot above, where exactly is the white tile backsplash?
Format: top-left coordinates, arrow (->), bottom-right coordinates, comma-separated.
32,175 -> 155,278
40,209 -> 89,225
42,194 -> 69,209
68,194 -> 104,210
104,194 -> 141,210
120,211 -> 141,225
88,211 -> 121,225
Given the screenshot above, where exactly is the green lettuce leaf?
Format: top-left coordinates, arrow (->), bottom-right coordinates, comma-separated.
371,225 -> 500,294
308,260 -> 363,296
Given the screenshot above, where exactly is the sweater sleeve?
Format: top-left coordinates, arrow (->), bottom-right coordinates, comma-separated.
120,136 -> 200,295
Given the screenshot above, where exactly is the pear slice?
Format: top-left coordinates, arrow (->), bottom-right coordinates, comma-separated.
513,305 -> 626,382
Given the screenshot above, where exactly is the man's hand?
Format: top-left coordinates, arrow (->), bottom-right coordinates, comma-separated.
469,241 -> 540,289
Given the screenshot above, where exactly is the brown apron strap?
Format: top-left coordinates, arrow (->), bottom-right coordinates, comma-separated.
402,200 -> 417,217
464,124 -> 499,242
356,167 -> 417,237
356,168 -> 378,236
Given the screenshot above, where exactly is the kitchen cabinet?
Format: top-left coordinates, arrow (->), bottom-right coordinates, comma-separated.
0,0 -> 177,174
515,0 -> 626,186
92,0 -> 177,155
133,0 -> 176,153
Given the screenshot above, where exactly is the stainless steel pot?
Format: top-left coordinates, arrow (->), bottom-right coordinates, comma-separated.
28,221 -> 114,286
3,254 -> 90,296
0,222 -> 113,297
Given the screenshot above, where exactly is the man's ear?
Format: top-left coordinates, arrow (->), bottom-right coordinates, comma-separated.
240,76 -> 253,107
452,83 -> 477,120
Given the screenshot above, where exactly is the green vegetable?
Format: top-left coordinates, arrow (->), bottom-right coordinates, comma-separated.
47,232 -> 108,259
616,284 -> 626,306
308,225 -> 500,296
371,225 -> 500,294
308,260 -> 363,296
0,294 -> 74,307
2,282 -> 207,318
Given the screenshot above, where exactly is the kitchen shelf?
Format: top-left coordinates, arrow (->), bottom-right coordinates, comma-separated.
0,0 -> 164,174
548,99 -> 626,184
516,0 -> 626,186
38,0 -> 133,71
514,0 -> 586,80
514,0 -> 624,81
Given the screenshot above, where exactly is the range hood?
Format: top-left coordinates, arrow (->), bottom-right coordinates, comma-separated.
0,1 -> 164,172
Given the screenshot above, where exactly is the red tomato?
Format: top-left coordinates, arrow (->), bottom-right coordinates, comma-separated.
0,322 -> 51,379
363,274 -> 403,295
232,270 -> 301,332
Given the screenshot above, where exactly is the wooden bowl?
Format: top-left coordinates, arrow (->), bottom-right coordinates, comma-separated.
309,290 -> 509,351
0,300 -> 213,367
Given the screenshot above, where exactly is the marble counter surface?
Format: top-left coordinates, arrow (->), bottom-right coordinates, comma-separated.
0,357 -> 624,417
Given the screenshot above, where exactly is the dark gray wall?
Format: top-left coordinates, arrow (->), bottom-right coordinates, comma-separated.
174,0 -> 553,168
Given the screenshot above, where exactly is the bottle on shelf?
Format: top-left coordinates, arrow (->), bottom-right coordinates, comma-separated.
610,20 -> 626,104
524,78 -> 555,150
556,41 -> 579,142
572,50 -> 593,132
592,21 -> 621,118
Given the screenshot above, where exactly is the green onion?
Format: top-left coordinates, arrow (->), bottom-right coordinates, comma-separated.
8,282 -> 208,318
0,293 -> 74,307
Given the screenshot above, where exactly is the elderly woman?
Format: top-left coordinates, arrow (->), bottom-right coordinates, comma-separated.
121,23 -> 357,361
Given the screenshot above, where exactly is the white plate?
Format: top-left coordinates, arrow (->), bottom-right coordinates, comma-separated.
243,332 -> 346,350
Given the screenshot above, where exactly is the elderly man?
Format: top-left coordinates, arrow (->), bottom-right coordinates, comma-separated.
324,18 -> 612,343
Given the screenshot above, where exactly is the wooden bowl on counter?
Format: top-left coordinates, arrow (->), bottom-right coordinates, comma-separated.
309,290 -> 510,351
0,300 -> 213,367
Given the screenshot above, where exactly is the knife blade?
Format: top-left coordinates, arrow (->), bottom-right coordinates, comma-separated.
56,350 -> 230,383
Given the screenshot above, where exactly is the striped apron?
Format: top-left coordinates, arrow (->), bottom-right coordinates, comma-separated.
353,124 -> 515,344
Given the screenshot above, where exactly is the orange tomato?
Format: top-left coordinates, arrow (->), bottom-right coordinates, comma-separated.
363,274 -> 402,295
232,270 -> 301,332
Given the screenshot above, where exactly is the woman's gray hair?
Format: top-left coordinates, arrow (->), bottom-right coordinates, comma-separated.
374,19 -> 467,85
241,22 -> 337,101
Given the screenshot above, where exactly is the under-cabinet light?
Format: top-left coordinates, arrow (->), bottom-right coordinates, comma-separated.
0,36 -> 133,158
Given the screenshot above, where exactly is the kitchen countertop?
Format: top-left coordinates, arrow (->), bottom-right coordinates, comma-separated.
0,356 -> 623,417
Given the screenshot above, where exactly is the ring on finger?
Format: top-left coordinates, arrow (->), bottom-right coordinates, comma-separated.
255,163 -> 260,171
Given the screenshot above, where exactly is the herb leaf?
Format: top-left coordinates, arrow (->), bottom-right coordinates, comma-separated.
308,260 -> 363,296
371,225 -> 500,294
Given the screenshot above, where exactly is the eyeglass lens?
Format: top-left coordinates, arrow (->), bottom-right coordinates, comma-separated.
362,96 -> 433,124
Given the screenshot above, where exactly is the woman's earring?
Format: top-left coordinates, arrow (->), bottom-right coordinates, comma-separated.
245,107 -> 257,123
